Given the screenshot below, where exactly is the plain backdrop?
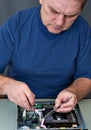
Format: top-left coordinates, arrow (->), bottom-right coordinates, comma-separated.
0,0 -> 91,26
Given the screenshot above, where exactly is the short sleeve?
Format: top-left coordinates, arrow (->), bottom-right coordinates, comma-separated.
74,26 -> 91,80
0,13 -> 17,73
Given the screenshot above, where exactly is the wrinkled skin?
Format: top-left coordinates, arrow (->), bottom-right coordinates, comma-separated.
39,0 -> 82,34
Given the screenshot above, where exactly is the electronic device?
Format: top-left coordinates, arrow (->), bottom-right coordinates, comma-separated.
17,100 -> 88,130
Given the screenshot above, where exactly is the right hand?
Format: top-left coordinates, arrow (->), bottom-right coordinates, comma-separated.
3,79 -> 35,111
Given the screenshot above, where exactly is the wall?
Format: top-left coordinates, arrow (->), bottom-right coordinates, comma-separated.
0,0 -> 39,24
81,0 -> 91,26
0,0 -> 91,26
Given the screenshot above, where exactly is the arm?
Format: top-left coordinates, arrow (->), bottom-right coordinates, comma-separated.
65,78 -> 91,100
55,78 -> 91,113
55,23 -> 91,113
0,74 -> 35,110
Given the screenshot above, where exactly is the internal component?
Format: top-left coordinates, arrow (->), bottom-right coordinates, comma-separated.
17,101 -> 87,130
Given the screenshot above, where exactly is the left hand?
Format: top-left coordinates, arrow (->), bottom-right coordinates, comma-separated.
54,90 -> 77,113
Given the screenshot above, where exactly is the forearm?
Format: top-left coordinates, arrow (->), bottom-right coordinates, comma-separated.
65,78 -> 91,101
0,74 -> 15,95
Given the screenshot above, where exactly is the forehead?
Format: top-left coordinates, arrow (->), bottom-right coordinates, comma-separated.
42,0 -> 82,5
41,0 -> 82,14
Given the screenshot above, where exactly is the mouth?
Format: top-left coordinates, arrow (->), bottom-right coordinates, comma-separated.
52,26 -> 65,32
52,24 -> 65,30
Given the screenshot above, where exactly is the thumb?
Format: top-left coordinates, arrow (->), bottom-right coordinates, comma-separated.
54,97 -> 62,110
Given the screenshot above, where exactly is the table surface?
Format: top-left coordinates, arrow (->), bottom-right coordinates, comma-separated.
0,99 -> 91,130
78,99 -> 91,130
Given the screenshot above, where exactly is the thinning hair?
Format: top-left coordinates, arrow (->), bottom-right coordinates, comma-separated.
73,0 -> 87,8
82,0 -> 87,8
75,0 -> 87,9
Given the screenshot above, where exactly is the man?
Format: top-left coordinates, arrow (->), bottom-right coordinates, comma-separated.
0,0 -> 91,113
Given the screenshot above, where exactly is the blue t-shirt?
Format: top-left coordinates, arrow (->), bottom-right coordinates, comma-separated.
0,5 -> 91,98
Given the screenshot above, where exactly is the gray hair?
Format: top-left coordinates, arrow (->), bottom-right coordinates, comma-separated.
81,0 -> 88,8
75,0 -> 87,8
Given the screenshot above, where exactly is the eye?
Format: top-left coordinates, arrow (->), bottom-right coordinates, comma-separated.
49,7 -> 58,14
65,12 -> 80,19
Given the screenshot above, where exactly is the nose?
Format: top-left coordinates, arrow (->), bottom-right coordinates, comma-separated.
55,14 -> 65,27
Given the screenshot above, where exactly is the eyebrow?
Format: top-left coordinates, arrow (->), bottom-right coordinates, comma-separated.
48,6 -> 60,14
66,12 -> 80,17
48,6 -> 80,17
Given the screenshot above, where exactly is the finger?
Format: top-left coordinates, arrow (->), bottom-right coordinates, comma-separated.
54,95 -> 70,109
23,88 -> 35,111
54,97 -> 62,109
24,88 -> 35,106
63,96 -> 77,107
60,98 -> 76,110
57,106 -> 73,113
17,92 -> 31,110
56,100 -> 76,113
62,96 -> 72,103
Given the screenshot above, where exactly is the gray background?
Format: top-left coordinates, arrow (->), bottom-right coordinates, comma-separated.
0,0 -> 91,26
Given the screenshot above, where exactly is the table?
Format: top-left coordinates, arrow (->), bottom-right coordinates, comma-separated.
0,99 -> 90,130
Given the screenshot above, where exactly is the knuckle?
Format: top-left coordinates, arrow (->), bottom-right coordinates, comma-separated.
32,93 -> 35,98
22,98 -> 28,103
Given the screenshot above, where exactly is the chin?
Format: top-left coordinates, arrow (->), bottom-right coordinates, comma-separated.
48,28 -> 63,34
47,26 -> 67,34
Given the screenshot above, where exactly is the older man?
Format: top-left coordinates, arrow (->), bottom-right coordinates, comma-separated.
0,0 -> 91,113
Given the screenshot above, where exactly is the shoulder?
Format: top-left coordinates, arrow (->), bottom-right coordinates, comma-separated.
71,16 -> 91,41
0,5 -> 40,43
17,6 -> 39,20
73,15 -> 90,32
1,5 -> 40,28
73,16 -> 91,46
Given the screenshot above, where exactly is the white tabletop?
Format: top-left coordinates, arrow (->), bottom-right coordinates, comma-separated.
0,99 -> 17,130
79,99 -> 91,130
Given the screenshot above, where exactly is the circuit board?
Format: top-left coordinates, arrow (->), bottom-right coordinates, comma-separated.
17,101 -> 87,130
